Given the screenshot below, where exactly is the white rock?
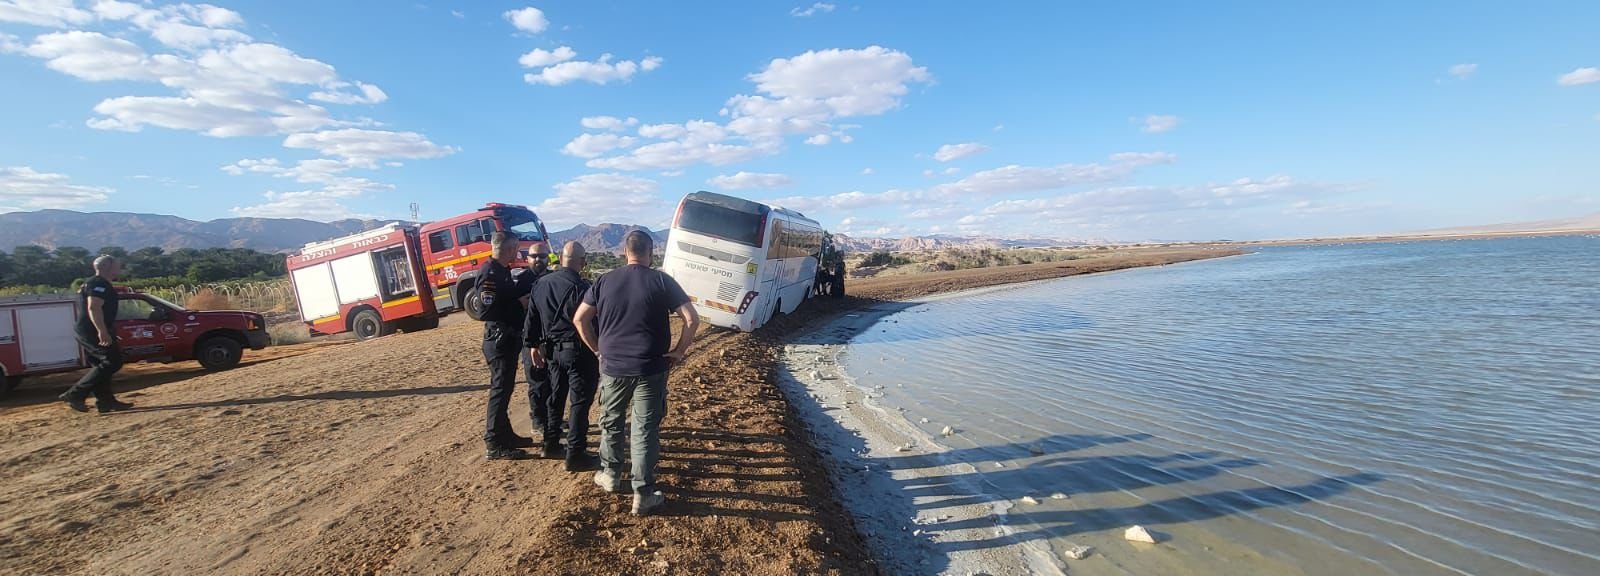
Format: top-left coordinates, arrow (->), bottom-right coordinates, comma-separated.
1050,492 -> 1069,500
1019,496 -> 1040,505
895,444 -> 914,453
809,371 -> 821,380
919,418 -> 930,424
994,462 -> 1006,469
1124,525 -> 1158,544
1064,545 -> 1094,560
941,425 -> 955,437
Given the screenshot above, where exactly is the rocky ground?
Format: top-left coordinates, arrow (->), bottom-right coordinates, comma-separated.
0,247 -> 1237,575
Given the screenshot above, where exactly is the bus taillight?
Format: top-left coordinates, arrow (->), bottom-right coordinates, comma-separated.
736,291 -> 760,314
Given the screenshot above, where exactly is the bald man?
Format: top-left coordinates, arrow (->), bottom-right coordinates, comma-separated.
524,241 -> 601,471
60,256 -> 134,413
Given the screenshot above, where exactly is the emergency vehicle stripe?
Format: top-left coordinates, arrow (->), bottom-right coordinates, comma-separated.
425,251 -> 492,272
313,314 -> 341,324
382,296 -> 421,308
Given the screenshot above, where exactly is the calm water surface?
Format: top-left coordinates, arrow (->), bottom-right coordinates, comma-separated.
840,236 -> 1599,575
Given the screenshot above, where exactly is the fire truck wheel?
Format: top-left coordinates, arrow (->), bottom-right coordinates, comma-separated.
463,284 -> 485,321
196,336 -> 244,371
2,374 -> 20,398
351,309 -> 391,341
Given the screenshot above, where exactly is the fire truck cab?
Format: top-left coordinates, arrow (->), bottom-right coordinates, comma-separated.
286,203 -> 549,341
415,203 -> 548,321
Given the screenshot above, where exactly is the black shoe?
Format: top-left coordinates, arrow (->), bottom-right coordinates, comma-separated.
501,435 -> 536,449
96,400 -> 135,413
59,394 -> 89,413
541,442 -> 565,460
486,446 -> 533,461
564,452 -> 599,472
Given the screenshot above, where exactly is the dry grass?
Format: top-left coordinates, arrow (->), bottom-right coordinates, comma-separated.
184,288 -> 233,311
266,322 -> 311,345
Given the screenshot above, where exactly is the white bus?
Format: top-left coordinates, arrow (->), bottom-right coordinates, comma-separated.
662,191 -> 825,332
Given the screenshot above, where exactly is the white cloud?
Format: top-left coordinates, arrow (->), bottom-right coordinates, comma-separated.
979,176 -> 1349,222
534,174 -> 665,229
0,0 -> 93,27
790,2 -> 835,17
523,53 -> 663,86
1449,63 -> 1477,79
24,31 -> 164,81
590,46 -> 929,170
0,32 -> 22,53
1557,67 -> 1600,87
282,129 -> 457,166
518,45 -> 575,68
861,167 -> 874,175
503,6 -> 548,34
561,132 -> 638,158
934,142 -> 988,162
943,167 -> 960,175
581,115 -> 639,131
930,152 -> 1175,198
224,157 -> 393,220
0,166 -> 112,210
450,10 -> 465,19
708,171 -> 792,190
1142,114 -> 1180,133
230,188 -> 372,220
308,82 -> 388,105
87,95 -> 337,137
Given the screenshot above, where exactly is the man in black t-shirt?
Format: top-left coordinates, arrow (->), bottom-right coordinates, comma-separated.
574,231 -> 700,516
60,256 -> 134,414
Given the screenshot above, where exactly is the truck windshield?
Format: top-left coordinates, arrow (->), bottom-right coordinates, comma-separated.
499,208 -> 546,242
678,199 -> 763,247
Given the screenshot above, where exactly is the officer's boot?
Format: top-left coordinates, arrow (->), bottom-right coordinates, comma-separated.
541,436 -> 564,460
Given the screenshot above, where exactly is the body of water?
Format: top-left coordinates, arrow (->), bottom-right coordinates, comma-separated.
796,236 -> 1599,575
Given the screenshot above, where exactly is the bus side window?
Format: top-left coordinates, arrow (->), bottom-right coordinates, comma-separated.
767,221 -> 786,260
428,230 -> 454,253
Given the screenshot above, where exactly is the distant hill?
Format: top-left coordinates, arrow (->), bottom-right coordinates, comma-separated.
548,223 -> 669,254
1402,212 -> 1600,237
832,233 -> 1096,253
0,210 -> 396,253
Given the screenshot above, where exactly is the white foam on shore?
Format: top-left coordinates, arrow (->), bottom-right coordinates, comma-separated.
777,298 -> 1068,576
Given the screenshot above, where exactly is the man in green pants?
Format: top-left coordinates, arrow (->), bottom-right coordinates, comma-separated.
573,230 -> 700,516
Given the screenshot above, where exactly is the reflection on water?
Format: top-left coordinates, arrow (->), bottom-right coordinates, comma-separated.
833,236 -> 1600,575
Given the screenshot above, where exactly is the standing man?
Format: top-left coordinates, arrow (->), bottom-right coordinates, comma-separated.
526,241 -> 600,470
59,255 -> 134,414
478,232 -> 535,461
520,242 -> 555,444
574,230 -> 700,516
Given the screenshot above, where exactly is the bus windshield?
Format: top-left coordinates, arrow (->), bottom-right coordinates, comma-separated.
678,200 -> 763,247
499,208 -> 546,242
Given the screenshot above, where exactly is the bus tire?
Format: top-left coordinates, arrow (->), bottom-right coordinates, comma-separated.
196,335 -> 244,371
830,275 -> 845,298
351,309 -> 391,341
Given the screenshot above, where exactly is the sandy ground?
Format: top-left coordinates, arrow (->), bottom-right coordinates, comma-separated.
0,247 -> 1237,575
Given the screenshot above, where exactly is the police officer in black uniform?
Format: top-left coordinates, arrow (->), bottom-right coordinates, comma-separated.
519,243 -> 558,451
525,241 -> 601,470
479,232 -> 536,460
59,255 -> 134,414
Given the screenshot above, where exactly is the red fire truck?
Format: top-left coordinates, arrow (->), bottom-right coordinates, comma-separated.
286,203 -> 549,340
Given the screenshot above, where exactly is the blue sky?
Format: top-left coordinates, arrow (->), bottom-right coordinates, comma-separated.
2,1 -> 1597,241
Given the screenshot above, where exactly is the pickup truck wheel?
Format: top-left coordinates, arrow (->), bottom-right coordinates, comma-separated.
351,309 -> 391,341
197,336 -> 243,371
2,374 -> 21,398
463,284 -> 485,321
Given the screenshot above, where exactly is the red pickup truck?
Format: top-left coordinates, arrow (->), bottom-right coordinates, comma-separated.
0,288 -> 270,397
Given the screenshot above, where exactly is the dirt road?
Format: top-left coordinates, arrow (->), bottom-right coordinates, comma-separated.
0,247 -> 1237,575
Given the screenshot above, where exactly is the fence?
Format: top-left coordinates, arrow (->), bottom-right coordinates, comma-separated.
145,279 -> 300,325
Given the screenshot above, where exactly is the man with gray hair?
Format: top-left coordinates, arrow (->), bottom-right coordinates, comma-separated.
477,232 -> 537,460
59,255 -> 133,413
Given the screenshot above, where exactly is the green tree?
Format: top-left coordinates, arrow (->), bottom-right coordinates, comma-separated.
0,250 -> 12,284
186,260 -> 232,283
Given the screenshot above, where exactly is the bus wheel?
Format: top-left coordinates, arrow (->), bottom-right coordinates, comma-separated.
767,299 -> 781,326
830,275 -> 845,298
352,309 -> 391,341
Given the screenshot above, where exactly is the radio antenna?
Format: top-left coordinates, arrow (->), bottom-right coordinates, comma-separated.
409,202 -> 420,222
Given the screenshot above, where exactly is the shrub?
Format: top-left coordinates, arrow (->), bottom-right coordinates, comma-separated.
186,288 -> 233,310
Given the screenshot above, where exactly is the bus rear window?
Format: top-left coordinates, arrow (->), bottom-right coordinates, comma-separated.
678,200 -> 763,246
